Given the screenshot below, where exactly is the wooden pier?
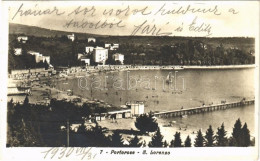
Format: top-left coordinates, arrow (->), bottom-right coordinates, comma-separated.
154,99 -> 255,118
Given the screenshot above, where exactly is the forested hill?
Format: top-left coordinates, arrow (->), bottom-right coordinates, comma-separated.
8,23 -> 255,71
9,23 -> 101,39
10,23 -> 254,48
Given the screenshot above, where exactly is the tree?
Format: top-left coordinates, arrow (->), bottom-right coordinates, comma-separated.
163,140 -> 169,147
129,135 -> 142,147
21,45 -> 27,55
170,132 -> 182,147
215,123 -> 228,146
7,118 -> 40,147
111,131 -> 124,147
82,103 -> 92,119
23,96 -> 29,106
135,113 -> 158,134
184,135 -> 192,147
43,59 -> 49,70
240,123 -> 251,147
60,35 -> 69,42
77,123 -> 87,134
105,55 -> 116,65
75,123 -> 111,147
231,118 -> 242,146
194,129 -> 204,147
90,124 -> 111,147
205,125 -> 215,147
148,128 -> 164,147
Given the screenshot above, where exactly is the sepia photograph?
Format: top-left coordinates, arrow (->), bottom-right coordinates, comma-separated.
0,1 -> 259,161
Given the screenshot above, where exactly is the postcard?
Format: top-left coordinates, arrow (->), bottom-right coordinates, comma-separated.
0,1 -> 259,161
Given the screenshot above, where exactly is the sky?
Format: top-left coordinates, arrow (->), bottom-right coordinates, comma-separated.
4,1 -> 260,37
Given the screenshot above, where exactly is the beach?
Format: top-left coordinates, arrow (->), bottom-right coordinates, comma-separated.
7,64 -> 256,146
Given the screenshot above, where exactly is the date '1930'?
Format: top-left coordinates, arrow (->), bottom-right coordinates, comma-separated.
42,147 -> 97,160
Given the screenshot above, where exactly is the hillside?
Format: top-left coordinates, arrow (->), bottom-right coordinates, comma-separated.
9,23 -> 101,39
9,23 -> 254,51
8,23 -> 255,71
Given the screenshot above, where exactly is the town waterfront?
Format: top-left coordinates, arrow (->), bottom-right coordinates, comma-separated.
5,1 -> 259,152
8,67 -> 255,139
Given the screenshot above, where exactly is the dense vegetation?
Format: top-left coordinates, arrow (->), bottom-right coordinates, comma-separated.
7,97 -> 107,147
7,97 -> 254,147
135,113 -> 158,134
8,31 -> 255,72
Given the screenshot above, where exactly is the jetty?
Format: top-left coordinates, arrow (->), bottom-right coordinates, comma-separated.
154,99 -> 255,118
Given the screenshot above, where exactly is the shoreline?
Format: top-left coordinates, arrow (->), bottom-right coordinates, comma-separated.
8,64 -> 255,106
84,64 -> 256,72
56,64 -> 256,79
7,68 -> 255,146
181,64 -> 255,69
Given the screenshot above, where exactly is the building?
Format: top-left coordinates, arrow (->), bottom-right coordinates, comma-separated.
28,51 -> 41,63
105,44 -> 111,48
93,47 -> 108,65
82,59 -> 90,66
95,114 -> 106,121
17,36 -> 28,43
81,58 -> 90,66
128,101 -> 145,116
108,109 -> 131,119
77,53 -> 84,59
113,44 -> 119,49
42,56 -> 50,64
139,53 -> 146,56
110,44 -> 119,50
8,87 -> 30,96
67,34 -> 75,41
85,46 -> 94,53
105,43 -> 119,50
28,51 -> 40,56
112,53 -> 124,64
28,51 -> 50,64
14,48 -> 22,55
88,37 -> 96,43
